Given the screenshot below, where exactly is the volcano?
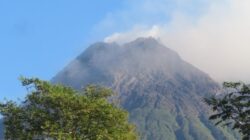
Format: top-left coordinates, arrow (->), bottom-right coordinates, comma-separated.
52,37 -> 238,140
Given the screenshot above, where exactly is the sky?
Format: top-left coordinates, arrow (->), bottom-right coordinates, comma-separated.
0,0 -> 124,101
1,0 -> 250,101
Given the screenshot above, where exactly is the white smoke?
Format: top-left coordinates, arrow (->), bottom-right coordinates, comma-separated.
103,0 -> 250,83
104,25 -> 161,44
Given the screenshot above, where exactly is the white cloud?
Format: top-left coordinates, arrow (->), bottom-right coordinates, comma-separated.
102,0 -> 250,82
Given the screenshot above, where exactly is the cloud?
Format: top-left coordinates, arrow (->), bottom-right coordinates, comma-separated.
102,0 -> 250,83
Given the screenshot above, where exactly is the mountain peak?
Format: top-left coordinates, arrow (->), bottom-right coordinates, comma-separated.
124,37 -> 162,48
53,37 -> 214,90
131,37 -> 160,44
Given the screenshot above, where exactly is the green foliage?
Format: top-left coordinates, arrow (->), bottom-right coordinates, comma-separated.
204,82 -> 250,140
0,78 -> 138,140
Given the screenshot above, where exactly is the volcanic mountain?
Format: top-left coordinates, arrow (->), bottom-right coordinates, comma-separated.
52,37 -> 238,140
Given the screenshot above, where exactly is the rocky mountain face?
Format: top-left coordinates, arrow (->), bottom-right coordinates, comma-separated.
52,37 -> 238,140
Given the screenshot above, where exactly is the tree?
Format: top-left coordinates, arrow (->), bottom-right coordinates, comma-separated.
0,78 -> 138,140
204,82 -> 250,140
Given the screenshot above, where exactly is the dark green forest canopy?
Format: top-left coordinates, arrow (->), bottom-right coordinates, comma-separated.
0,78 -> 138,140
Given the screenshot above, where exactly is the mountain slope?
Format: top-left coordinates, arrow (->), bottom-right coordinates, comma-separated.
52,37 -> 238,140
0,119 -> 3,139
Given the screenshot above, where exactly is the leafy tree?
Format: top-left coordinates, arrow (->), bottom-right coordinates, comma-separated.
0,78 -> 138,140
204,82 -> 250,140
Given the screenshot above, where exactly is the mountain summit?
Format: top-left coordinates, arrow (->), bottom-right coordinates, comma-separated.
52,37 -> 238,140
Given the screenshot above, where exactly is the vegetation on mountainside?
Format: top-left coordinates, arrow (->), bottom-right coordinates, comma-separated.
205,82 -> 250,140
0,78 -> 138,140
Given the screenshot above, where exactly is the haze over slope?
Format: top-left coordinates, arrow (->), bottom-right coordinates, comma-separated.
52,37 -> 238,140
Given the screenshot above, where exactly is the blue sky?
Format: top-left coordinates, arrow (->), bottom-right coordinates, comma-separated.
1,0 -> 250,101
0,0 -> 125,101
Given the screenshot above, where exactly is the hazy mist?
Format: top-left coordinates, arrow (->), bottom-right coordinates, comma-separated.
104,0 -> 250,83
